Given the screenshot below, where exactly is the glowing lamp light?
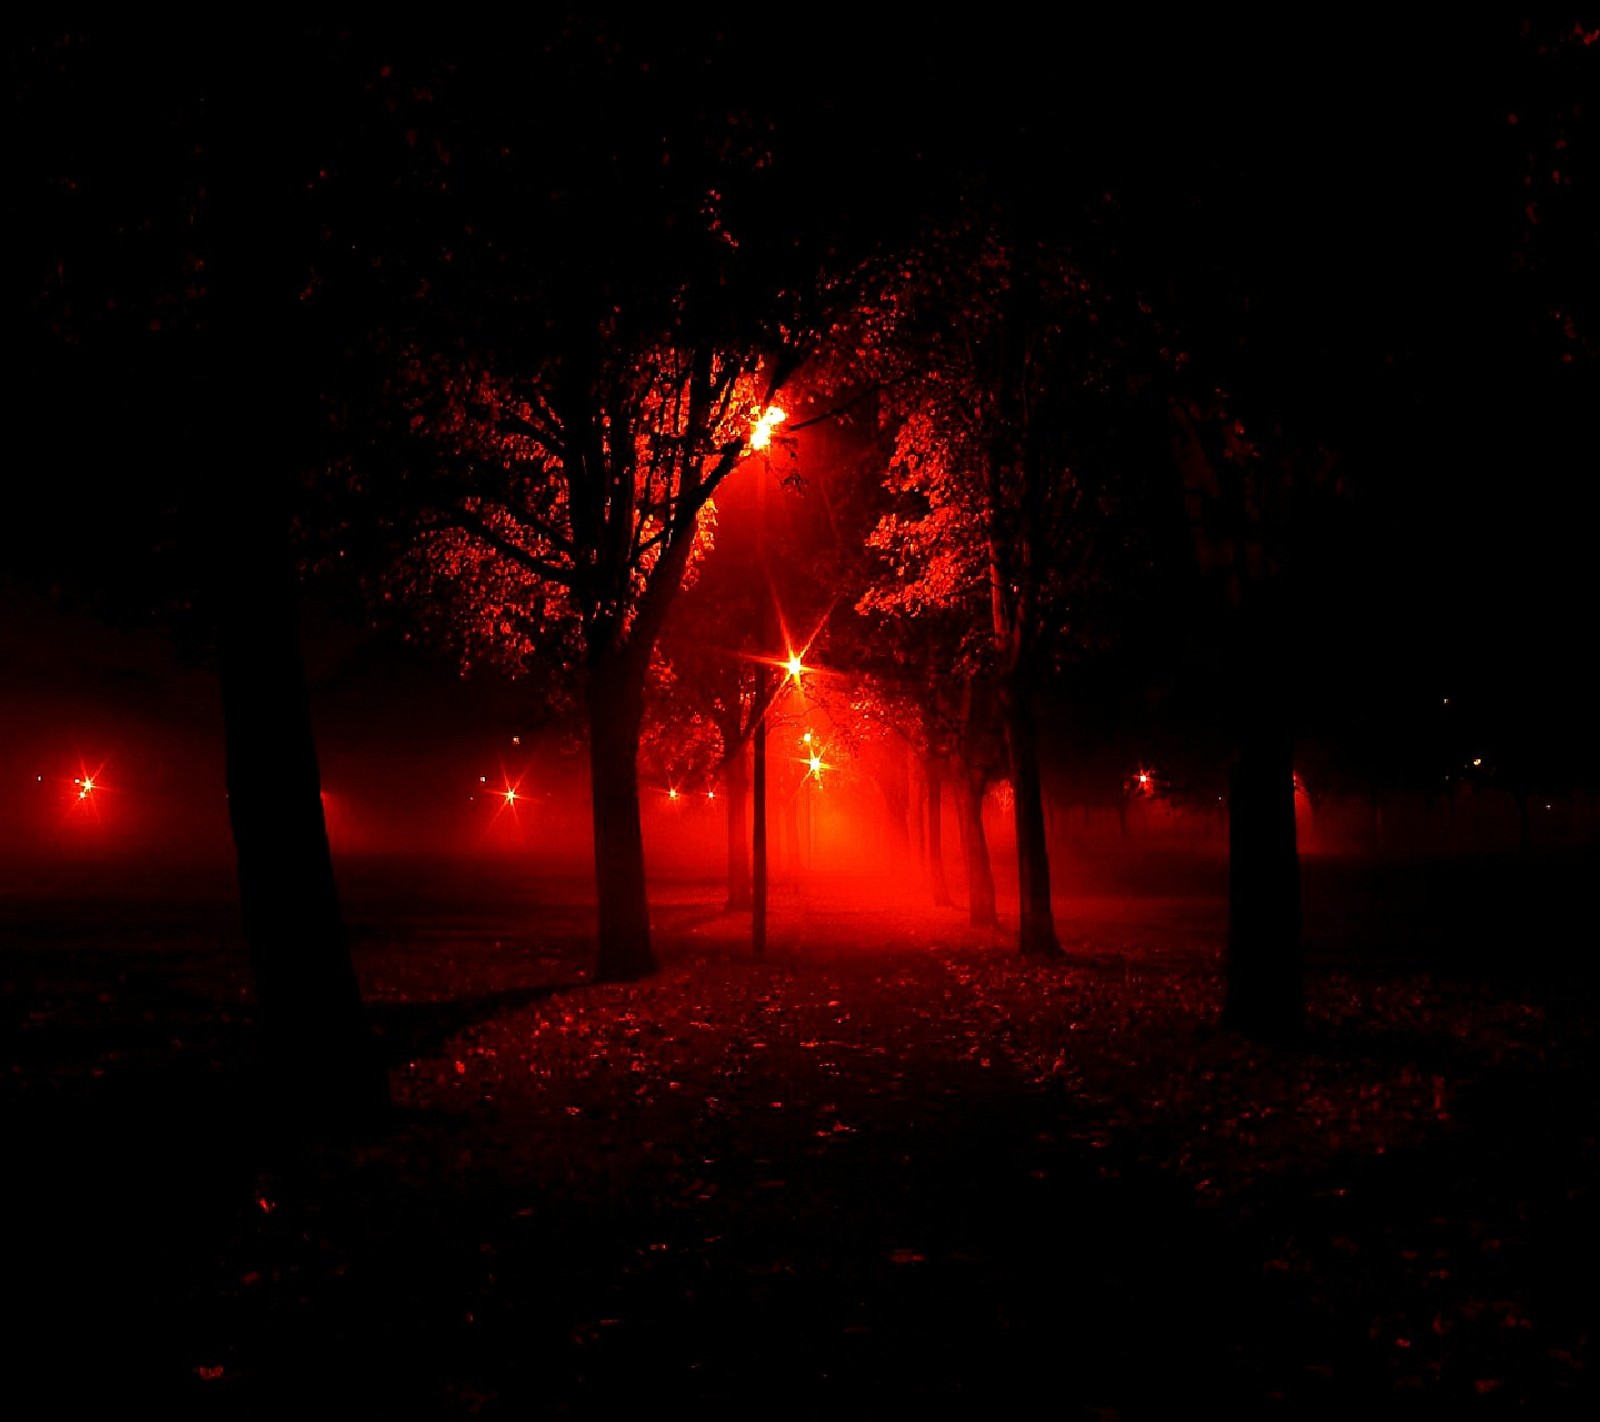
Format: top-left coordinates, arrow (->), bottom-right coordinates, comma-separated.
503,788 -> 519,806
785,653 -> 804,680
668,787 -> 679,801
707,789 -> 716,800
802,731 -> 813,745
748,405 -> 786,451
809,755 -> 823,775
76,776 -> 95,800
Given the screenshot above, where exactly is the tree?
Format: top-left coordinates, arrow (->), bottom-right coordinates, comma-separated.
849,212 -> 1164,957
340,24 -> 848,981
10,23 -> 392,1130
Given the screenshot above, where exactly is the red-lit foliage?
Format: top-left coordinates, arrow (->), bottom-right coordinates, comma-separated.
833,213 -> 1168,957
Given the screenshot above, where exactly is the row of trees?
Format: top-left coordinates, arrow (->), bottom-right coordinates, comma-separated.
13,15 -> 1592,1133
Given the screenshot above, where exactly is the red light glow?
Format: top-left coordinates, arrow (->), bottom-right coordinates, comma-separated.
748,405 -> 786,451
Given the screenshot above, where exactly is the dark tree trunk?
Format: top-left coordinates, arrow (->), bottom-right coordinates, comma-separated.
1222,698 -> 1303,1041
205,47 -> 387,1134
924,751 -> 953,908
752,664 -> 769,957
877,745 -> 913,859
1001,675 -> 1062,958
586,650 -> 656,981
217,512 -> 389,1132
910,748 -> 928,866
954,763 -> 998,928
722,743 -> 751,911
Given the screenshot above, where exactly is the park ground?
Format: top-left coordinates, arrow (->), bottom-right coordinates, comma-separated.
1,844 -> 1596,1419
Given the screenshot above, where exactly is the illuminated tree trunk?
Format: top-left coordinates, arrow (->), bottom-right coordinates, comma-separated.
1001,673 -> 1062,957
722,743 -> 752,911
586,650 -> 656,981
924,750 -> 953,908
1222,598 -> 1303,1040
216,508 -> 389,1131
954,762 -> 998,928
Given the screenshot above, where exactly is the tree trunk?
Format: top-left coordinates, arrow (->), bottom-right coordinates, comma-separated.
722,743 -> 751,911
587,650 -> 656,981
877,745 -> 912,859
752,663 -> 769,957
1001,674 -> 1062,957
1222,714 -> 1303,1040
217,512 -> 389,1133
924,751 -> 953,908
205,52 -> 388,1135
910,746 -> 928,866
954,763 -> 998,928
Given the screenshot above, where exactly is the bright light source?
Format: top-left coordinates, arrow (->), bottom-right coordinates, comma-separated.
748,405 -> 786,451
707,789 -> 716,800
802,731 -> 813,745
785,654 -> 804,680
503,788 -> 519,806
809,755 -> 822,774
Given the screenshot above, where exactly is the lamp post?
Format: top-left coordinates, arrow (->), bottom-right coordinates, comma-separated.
749,407 -> 784,959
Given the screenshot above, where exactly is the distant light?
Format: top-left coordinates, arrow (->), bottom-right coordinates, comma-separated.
802,731 -> 813,745
1138,772 -> 1149,785
511,735 -> 521,746
503,788 -> 519,805
1472,757 -> 1482,767
479,775 -> 487,783
809,755 -> 823,774
785,654 -> 804,680
707,789 -> 716,800
668,787 -> 679,801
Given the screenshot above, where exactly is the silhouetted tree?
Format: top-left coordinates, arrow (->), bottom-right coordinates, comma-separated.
340,24 -> 868,980
11,23 -> 392,1130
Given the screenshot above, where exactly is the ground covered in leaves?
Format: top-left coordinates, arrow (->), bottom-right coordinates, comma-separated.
2,847 -> 1595,1418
